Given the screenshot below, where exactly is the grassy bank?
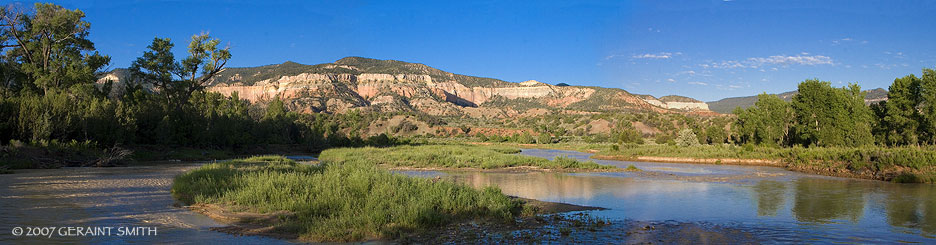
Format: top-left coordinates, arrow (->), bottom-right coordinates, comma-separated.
482,141 -> 936,183
318,144 -> 616,171
172,155 -> 521,241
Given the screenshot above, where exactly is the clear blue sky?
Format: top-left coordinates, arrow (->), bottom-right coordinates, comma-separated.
21,0 -> 936,101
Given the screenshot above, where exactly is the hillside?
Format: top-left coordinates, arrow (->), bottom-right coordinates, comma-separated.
707,88 -> 888,114
99,57 -> 713,117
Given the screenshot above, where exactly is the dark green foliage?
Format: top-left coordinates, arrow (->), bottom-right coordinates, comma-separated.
1,3 -> 111,94
614,121 -> 641,144
920,68 -> 936,144
536,132 -> 552,144
0,4 -> 377,152
709,88 -> 887,114
734,94 -> 793,146
791,80 -> 873,147
878,75 -> 923,145
704,124 -> 728,144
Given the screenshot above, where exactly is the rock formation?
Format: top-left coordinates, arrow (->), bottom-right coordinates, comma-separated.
99,57 -> 714,117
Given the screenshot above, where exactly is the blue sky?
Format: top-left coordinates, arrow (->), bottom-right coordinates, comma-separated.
22,0 -> 936,101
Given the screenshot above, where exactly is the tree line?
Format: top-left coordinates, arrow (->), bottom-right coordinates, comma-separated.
734,71 -> 936,147
0,3 -> 395,152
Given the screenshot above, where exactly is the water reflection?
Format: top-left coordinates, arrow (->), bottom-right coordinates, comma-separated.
792,178 -> 866,223
401,149 -> 936,242
448,172 -> 628,200
753,180 -> 785,217
885,184 -> 936,235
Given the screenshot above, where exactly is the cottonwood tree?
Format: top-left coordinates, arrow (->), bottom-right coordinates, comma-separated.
0,3 -> 110,94
734,93 -> 794,146
920,68 -> 936,144
179,33 -> 230,97
129,33 -> 230,109
129,37 -> 177,107
881,74 -> 922,145
791,80 -> 873,147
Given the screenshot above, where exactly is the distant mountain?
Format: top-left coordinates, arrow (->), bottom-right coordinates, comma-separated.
202,57 -> 715,116
99,57 -> 713,117
706,88 -> 888,114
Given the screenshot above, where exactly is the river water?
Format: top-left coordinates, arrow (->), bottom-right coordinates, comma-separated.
404,149 -> 936,243
0,163 -> 288,244
1,150 -> 934,243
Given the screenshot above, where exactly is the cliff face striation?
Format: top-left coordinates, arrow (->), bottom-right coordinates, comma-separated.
100,57 -> 712,117
637,95 -> 710,111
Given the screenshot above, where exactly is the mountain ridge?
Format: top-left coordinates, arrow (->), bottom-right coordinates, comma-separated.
101,57 -> 714,117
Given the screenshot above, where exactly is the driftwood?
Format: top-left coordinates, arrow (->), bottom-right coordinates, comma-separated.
87,146 -> 132,167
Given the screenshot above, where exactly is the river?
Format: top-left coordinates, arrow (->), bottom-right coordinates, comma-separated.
0,162 -> 288,244
1,149 -> 934,243
404,149 -> 936,243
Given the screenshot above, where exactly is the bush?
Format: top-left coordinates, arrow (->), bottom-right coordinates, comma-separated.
536,132 -> 552,144
676,129 -> 700,147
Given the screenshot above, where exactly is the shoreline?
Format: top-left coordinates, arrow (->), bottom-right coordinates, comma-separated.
590,154 -> 784,167
386,165 -> 625,173
589,153 -> 931,183
184,197 -> 605,243
482,142 -> 932,183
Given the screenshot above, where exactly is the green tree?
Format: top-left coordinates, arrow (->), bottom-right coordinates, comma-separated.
791,80 -> 873,147
704,124 -> 728,144
675,128 -> 700,147
734,94 -> 794,146
129,37 -> 177,107
536,132 -> 552,144
615,121 -> 642,144
0,3 -> 110,94
921,68 -> 936,144
880,74 -> 922,145
178,33 -> 230,98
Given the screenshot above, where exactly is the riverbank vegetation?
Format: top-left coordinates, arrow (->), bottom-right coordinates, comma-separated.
1,3 -> 935,183
319,144 -> 615,171
575,143 -> 935,183
171,155 -> 544,241
0,4 -> 408,169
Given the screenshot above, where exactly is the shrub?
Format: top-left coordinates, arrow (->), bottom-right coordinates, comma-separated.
676,129 -> 700,147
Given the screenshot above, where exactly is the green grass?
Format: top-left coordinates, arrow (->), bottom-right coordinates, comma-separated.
318,144 -> 616,170
172,155 -> 520,241
601,144 -> 785,160
513,141 -> 936,182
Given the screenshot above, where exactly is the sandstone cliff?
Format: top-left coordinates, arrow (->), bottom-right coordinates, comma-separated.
100,57 -> 713,117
